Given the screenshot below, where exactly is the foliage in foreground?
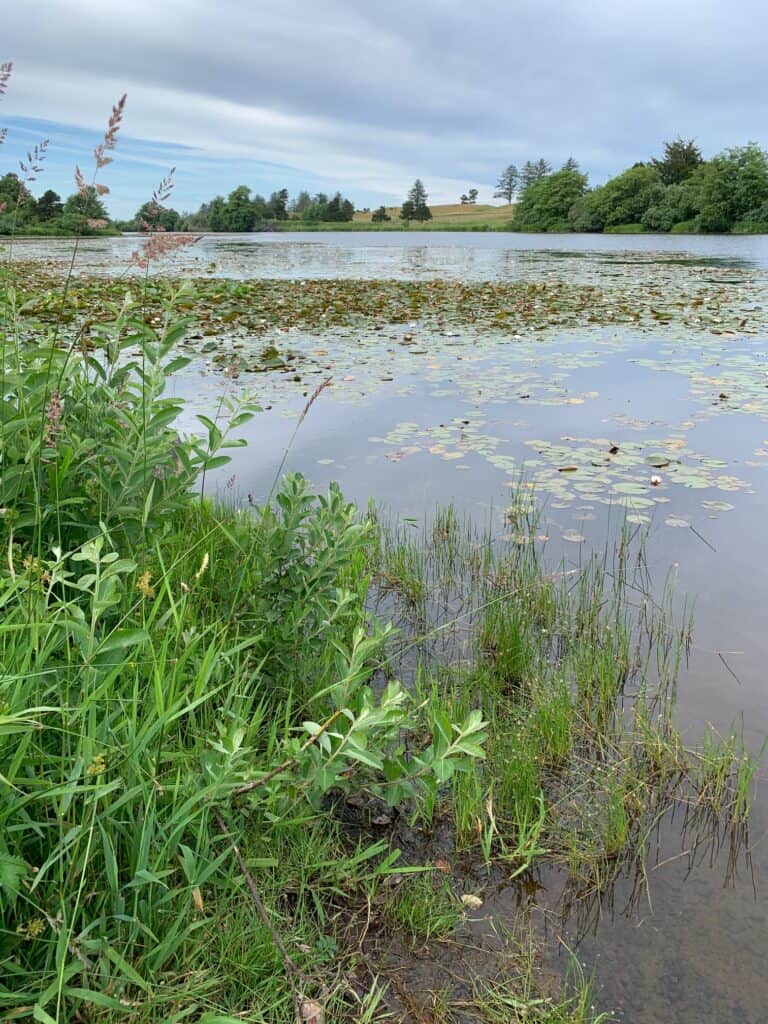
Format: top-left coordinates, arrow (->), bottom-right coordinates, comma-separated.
0,283 -> 486,1021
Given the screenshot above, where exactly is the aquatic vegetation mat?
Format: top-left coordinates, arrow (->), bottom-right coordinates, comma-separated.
7,261 -> 768,547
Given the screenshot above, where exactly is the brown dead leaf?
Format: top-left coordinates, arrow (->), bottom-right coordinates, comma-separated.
299,998 -> 324,1024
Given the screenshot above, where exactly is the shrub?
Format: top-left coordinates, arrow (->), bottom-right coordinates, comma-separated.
513,168 -> 587,232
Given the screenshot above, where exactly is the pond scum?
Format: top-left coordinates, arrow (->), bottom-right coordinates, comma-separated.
0,93 -> 763,1024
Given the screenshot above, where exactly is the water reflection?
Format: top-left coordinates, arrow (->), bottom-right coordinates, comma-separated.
8,229 -> 768,279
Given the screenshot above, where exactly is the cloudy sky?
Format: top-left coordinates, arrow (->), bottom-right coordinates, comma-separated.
2,0 -> 765,217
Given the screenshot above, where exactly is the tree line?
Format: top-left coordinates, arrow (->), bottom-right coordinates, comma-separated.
500,140 -> 768,234
0,177 -> 359,235
122,186 -> 357,232
5,138 -> 768,236
0,174 -> 113,235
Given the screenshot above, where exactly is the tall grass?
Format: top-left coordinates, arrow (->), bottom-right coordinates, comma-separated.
0,282 -> 491,1020
368,505 -> 758,891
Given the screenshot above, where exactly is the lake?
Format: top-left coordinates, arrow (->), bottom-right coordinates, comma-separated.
10,227 -> 768,277
18,231 -> 768,1022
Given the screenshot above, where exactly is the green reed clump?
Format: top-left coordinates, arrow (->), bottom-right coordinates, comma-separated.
368,506 -> 761,892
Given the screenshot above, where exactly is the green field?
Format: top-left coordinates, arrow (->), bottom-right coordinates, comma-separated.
354,201 -> 515,228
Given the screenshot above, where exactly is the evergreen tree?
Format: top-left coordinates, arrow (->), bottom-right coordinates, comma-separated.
36,189 -> 62,221
325,192 -> 343,221
494,164 -> 519,203
520,159 -> 552,192
651,137 -> 703,185
290,190 -> 312,215
404,179 -> 431,221
371,205 -> 391,222
268,188 -> 289,220
324,192 -> 354,221
399,199 -> 416,224
468,188 -> 478,204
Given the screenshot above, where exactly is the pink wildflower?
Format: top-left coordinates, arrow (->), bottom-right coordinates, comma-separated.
87,218 -> 108,231
19,140 -> 48,185
74,165 -> 89,199
94,93 -> 126,168
152,168 -> 176,207
131,232 -> 200,269
44,390 -> 63,448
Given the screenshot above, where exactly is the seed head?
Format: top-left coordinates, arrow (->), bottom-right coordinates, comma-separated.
131,231 -> 200,268
44,390 -> 63,448
136,570 -> 156,599
86,753 -> 108,776
0,62 -> 12,97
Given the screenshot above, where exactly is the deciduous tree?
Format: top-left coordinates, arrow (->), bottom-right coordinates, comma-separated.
513,167 -> 587,231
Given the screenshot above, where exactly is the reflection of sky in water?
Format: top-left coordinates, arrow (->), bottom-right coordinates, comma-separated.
172,326 -> 768,742
9,229 -> 768,279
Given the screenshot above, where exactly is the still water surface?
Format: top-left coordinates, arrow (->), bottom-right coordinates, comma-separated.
10,228 -> 768,277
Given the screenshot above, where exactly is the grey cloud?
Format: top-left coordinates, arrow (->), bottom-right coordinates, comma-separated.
4,0 -> 767,203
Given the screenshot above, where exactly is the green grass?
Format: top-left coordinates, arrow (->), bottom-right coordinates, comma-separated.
368,506 -> 757,887
603,223 -> 646,233
381,872 -> 462,946
254,202 -> 519,231
0,270 -> 489,1021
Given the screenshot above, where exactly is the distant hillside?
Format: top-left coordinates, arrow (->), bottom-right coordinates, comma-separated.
354,203 -> 515,226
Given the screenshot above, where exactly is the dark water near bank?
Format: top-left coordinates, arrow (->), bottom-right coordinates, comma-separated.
32,233 -> 768,1020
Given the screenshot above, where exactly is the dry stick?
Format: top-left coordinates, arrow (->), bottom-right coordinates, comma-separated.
717,650 -> 742,686
212,806 -> 311,998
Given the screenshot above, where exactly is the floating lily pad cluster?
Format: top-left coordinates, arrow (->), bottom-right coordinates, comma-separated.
520,436 -> 751,524
7,251 -> 768,542
9,260 -> 768,359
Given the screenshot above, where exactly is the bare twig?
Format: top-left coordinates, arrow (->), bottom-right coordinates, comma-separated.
213,807 -> 310,995
233,707 -> 345,796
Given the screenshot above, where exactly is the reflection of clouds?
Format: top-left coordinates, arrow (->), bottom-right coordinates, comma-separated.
400,245 -> 429,277
10,233 -> 768,282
